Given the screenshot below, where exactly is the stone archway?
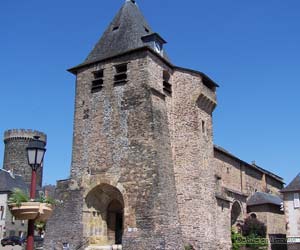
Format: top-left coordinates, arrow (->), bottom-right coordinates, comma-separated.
231,201 -> 243,226
84,184 -> 124,246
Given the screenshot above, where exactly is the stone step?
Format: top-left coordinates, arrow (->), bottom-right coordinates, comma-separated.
85,245 -> 122,250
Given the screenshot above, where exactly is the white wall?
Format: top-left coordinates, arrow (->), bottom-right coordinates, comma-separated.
284,192 -> 300,238
0,193 -> 8,239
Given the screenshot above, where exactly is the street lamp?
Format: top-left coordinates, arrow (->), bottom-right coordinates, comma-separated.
26,136 -> 46,250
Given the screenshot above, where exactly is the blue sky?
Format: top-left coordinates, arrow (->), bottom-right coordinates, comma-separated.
0,0 -> 299,185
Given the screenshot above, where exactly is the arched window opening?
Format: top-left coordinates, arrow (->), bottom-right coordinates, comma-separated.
231,201 -> 243,226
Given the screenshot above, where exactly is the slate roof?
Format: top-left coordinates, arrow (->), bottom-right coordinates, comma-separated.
0,169 -> 28,193
68,1 -> 219,90
247,192 -> 282,206
281,173 -> 300,193
83,0 -> 167,65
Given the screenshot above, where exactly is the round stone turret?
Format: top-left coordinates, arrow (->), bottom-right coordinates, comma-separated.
3,129 -> 47,189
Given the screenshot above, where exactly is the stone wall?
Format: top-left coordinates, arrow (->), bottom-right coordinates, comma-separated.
44,47 -> 286,250
158,58 -> 217,249
266,175 -> 284,196
215,150 -> 243,193
46,51 -> 184,250
247,204 -> 286,235
44,179 -> 85,250
214,148 -> 284,198
214,147 -> 285,250
216,198 -> 231,250
244,167 -> 264,195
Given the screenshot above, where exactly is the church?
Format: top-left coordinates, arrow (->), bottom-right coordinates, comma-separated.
44,1 -> 286,249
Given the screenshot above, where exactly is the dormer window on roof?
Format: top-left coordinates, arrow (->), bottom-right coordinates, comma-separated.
142,33 -> 166,55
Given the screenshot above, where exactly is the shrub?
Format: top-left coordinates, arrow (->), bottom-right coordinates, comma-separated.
242,217 -> 268,250
242,217 -> 267,238
231,228 -> 246,250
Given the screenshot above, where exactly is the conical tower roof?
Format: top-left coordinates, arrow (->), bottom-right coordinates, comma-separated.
281,173 -> 300,193
83,0 -> 166,65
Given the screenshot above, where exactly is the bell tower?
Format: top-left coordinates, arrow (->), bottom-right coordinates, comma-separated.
46,1 -> 183,249
45,1 -> 219,249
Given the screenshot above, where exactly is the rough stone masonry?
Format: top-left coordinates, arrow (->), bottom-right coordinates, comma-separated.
44,1 -> 286,250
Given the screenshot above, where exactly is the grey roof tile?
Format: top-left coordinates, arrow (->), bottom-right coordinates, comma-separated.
0,169 -> 28,192
281,173 -> 300,193
247,192 -> 282,206
84,0 -> 167,65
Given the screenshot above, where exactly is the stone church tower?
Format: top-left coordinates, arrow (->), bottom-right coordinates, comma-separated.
45,1 -> 218,249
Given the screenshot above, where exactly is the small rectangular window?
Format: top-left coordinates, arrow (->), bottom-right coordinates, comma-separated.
294,193 -> 300,208
0,206 -> 4,220
91,69 -> 104,93
163,71 -> 172,95
114,64 -> 128,85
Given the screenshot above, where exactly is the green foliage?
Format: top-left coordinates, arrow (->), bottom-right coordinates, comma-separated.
242,217 -> 267,238
36,192 -> 57,205
184,244 -> 194,250
8,188 -> 29,206
242,217 -> 268,250
35,221 -> 46,231
244,233 -> 268,250
231,228 -> 246,250
230,217 -> 269,250
8,189 -> 57,206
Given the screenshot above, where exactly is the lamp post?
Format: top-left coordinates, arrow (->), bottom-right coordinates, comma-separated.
26,136 -> 46,250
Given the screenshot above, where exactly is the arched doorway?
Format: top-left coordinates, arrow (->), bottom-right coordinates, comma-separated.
84,184 -> 124,246
107,200 -> 123,244
231,201 -> 243,226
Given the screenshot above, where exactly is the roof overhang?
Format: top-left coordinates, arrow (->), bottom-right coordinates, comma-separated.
67,46 -> 219,90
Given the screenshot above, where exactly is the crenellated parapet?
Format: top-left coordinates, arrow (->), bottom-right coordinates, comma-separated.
4,129 -> 47,143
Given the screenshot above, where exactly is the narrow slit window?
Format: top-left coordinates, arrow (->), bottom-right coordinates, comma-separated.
91,69 -> 104,93
163,71 -> 172,95
202,120 -> 205,134
113,26 -> 119,31
114,63 -> 128,85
